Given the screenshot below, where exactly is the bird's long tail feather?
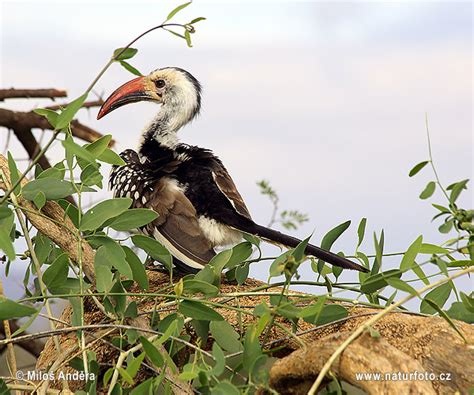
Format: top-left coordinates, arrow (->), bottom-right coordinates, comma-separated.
247,223 -> 369,272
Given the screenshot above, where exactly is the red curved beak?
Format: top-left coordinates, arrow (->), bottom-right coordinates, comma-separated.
97,76 -> 153,119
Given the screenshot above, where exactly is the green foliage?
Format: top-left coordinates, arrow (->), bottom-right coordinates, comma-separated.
0,298 -> 36,320
0,5 -> 471,394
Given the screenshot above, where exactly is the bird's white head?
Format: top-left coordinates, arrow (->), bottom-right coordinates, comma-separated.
98,67 -> 202,147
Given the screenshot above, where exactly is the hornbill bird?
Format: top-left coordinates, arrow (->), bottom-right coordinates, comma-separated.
97,67 -> 369,274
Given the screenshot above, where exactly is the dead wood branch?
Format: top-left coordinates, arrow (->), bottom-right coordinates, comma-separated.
0,108 -> 114,146
0,89 -> 67,101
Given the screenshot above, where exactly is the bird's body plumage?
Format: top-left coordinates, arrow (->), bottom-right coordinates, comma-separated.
101,67 -> 369,274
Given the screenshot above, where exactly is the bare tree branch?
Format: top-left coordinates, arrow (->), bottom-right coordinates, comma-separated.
0,89 -> 67,101
0,108 -> 114,146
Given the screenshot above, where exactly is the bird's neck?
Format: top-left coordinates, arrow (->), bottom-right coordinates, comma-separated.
139,103 -> 190,154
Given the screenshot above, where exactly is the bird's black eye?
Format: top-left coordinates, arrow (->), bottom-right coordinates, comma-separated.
155,79 -> 166,89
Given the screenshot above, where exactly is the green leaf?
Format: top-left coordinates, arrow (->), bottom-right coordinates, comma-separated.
371,230 -> 384,274
109,209 -> 158,231
165,2 -> 191,22
119,61 -> 143,76
386,277 -> 417,294
7,152 -> 21,195
33,191 -> 46,210
97,148 -> 126,166
55,93 -> 87,130
446,260 -> 473,268
179,300 -> 223,321
125,353 -> 145,379
43,253 -> 69,294
420,283 -> 451,314
409,160 -> 429,177
95,264 -> 114,293
292,234 -> 312,262
210,321 -> 242,353
183,279 -> 219,297
243,232 -> 261,246
80,198 -> 132,231
0,379 -> 10,394
321,220 -> 351,251
209,249 -> 233,274
225,242 -> 253,269
0,206 -> 12,220
156,320 -> 178,347
419,243 -> 448,254
84,134 -> 112,157
298,296 -> 327,321
122,246 -> 149,290
357,217 -> 367,248
269,250 -> 291,278
94,243 -> 133,280
318,220 -> 350,266
449,179 -> 469,204
447,302 -> 474,323
117,368 -> 134,386
131,235 -> 172,271
400,235 -> 423,272
210,343 -> 225,376
0,298 -> 37,320
315,304 -> 348,325
242,325 -> 262,371
34,108 -> 59,128
113,47 -> 138,61
432,203 -> 450,213
422,299 -> 466,342
190,17 -> 206,24
460,292 -> 474,313
439,218 -> 454,234
184,29 -> 192,47
130,378 -> 153,395
211,381 -> 240,395
0,209 -> 15,261
419,181 -> 436,199
80,164 -> 102,187
139,336 -> 164,368
37,162 -> 66,180
23,179 -> 76,201
190,319 -> 209,343
235,262 -> 249,285
62,136 -> 98,165
412,261 -> 430,285
361,269 -> 402,294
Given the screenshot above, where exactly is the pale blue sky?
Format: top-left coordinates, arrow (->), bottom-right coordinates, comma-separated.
1,1 -> 472,301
